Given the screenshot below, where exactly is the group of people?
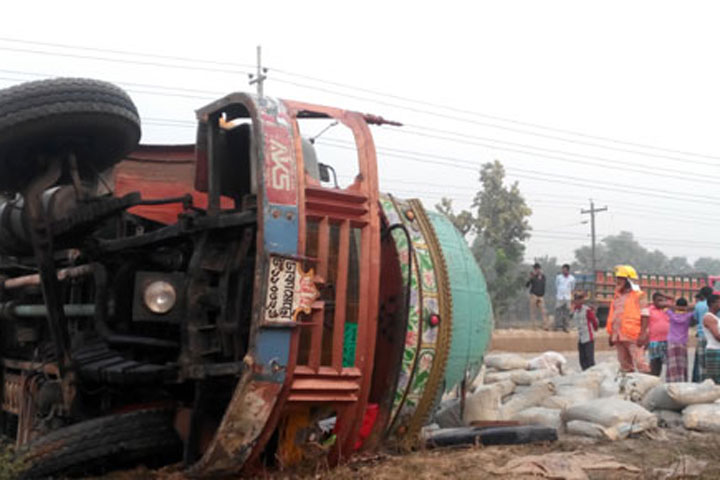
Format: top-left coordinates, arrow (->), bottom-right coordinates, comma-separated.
527,263 -> 577,331
527,263 -> 720,383
605,265 -> 720,383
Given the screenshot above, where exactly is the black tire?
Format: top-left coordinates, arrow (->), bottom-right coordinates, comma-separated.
0,78 -> 141,192
20,409 -> 182,479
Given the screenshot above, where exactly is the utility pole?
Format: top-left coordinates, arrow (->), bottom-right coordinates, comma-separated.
248,45 -> 267,98
581,200 -> 608,301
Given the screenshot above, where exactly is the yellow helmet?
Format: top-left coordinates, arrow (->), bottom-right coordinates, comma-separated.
614,264 -> 639,280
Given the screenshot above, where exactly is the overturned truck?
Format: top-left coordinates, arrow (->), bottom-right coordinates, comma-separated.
0,78 -> 492,477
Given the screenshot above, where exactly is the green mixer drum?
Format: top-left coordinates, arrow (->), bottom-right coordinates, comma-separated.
426,211 -> 494,391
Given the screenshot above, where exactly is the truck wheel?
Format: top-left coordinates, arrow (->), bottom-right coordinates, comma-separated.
0,77 -> 141,192
20,409 -> 181,479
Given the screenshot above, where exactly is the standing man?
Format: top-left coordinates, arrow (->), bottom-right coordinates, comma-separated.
526,263 -> 548,329
692,286 -> 714,382
555,264 -> 576,331
606,265 -> 650,373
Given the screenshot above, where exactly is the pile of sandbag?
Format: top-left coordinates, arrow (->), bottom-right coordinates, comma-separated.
437,353 -> 680,441
640,379 -> 720,433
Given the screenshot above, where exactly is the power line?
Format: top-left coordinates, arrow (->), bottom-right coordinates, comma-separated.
267,66 -> 720,162
268,77 -> 720,168
319,135 -> 715,190
0,45 -> 252,75
0,67 -> 716,183
316,140 -> 720,206
0,36 -> 254,69
399,124 -> 719,178
388,128 -> 718,182
0,36 -> 717,164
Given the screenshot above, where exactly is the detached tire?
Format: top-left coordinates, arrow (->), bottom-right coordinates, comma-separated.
20,409 -> 182,479
0,78 -> 141,192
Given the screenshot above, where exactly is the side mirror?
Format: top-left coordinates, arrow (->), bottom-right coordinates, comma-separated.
318,163 -> 331,183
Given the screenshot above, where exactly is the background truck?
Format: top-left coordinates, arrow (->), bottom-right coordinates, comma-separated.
576,270 -> 711,325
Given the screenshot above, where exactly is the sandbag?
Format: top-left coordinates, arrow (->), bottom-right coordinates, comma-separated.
655,409 -> 684,429
566,420 -> 606,438
587,361 -> 620,377
643,380 -> 720,412
484,370 -> 521,385
642,384 -> 682,411
493,380 -> 517,397
562,398 -> 656,429
667,380 -> 720,405
527,351 -> 567,373
683,403 -> 720,432
463,384 -> 504,423
604,418 -> 659,440
623,373 -> 662,402
433,398 -> 463,428
511,407 -> 563,431
551,371 -> 605,395
500,381 -> 556,419
565,418 -> 654,441
599,376 -> 621,398
485,353 -> 529,371
510,368 -> 558,386
541,386 -> 597,410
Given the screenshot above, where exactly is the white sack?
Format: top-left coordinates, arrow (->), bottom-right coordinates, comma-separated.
463,383 -> 504,423
484,370 -> 521,385
566,420 -> 606,438
527,351 -> 567,374
510,407 -> 563,431
683,403 -> 720,433
500,380 -> 556,419
655,409 -> 684,429
510,368 -> 558,386
485,353 -> 529,371
541,386 -> 597,410
562,398 -> 656,429
642,384 -> 682,411
667,380 -> 720,405
623,373 -> 662,402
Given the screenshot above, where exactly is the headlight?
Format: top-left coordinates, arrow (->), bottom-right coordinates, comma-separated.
143,281 -> 177,314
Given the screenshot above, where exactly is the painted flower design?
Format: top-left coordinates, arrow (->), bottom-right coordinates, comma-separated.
405,329 -> 418,348
418,352 -> 433,372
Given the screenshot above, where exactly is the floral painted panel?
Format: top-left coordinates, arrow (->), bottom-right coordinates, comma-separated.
380,195 -> 442,432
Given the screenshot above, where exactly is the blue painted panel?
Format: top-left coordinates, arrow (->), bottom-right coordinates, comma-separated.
254,327 -> 293,383
263,204 -> 299,255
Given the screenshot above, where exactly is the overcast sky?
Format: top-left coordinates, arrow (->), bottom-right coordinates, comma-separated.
3,1 -> 720,268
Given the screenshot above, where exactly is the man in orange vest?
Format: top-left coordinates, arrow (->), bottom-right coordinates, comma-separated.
606,265 -> 650,372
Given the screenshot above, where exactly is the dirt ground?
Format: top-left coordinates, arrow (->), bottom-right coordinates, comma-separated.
303,430 -> 720,480
97,329 -> 714,479
104,431 -> 720,479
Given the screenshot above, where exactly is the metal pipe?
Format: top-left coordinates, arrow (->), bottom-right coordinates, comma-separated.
3,264 -> 94,290
11,304 -> 96,318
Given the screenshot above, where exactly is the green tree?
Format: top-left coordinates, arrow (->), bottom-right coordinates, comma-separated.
573,231 -> 693,274
694,257 -> 720,274
435,198 -> 474,237
437,160 -> 532,315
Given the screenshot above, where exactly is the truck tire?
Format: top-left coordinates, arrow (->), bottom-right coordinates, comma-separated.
0,78 -> 141,191
20,409 -> 181,479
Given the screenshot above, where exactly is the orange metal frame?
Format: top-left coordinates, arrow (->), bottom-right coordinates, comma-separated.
250,100 -> 382,463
